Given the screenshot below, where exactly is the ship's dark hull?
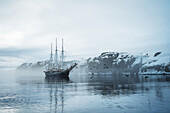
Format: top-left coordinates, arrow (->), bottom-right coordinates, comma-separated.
44,63 -> 77,78
44,70 -> 70,78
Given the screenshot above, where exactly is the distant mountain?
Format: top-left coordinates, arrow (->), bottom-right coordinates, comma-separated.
17,60 -> 78,71
17,60 -> 49,70
83,52 -> 139,74
83,52 -> 170,75
17,51 -> 170,75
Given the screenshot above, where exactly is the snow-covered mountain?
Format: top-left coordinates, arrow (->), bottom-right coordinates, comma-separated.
17,51 -> 170,74
17,60 -> 78,70
84,52 -> 170,74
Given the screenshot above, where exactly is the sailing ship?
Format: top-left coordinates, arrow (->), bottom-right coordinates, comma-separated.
44,38 -> 77,78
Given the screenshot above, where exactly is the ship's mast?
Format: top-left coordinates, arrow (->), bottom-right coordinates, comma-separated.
139,53 -> 143,73
55,38 -> 58,68
48,43 -> 53,69
61,38 -> 64,69
50,43 -> 53,63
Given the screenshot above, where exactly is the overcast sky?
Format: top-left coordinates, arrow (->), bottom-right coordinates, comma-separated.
0,0 -> 170,69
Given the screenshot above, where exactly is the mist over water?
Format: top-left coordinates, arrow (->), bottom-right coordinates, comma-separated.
0,69 -> 170,113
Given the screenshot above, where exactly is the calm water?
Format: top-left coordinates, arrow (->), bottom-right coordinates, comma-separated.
0,71 -> 170,113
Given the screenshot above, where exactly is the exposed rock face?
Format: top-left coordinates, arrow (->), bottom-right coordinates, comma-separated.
85,52 -> 170,74
86,52 -> 138,74
142,63 -> 170,73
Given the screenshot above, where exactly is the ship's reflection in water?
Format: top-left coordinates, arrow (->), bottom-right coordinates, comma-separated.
0,74 -> 170,113
45,77 -> 70,113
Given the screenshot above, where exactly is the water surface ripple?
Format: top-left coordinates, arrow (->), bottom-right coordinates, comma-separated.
0,74 -> 170,113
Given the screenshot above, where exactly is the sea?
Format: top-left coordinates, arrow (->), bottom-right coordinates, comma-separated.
0,70 -> 170,113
